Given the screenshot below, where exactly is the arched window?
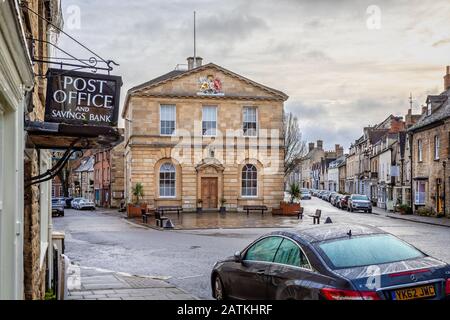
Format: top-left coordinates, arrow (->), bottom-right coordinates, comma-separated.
159,163 -> 176,197
242,164 -> 257,197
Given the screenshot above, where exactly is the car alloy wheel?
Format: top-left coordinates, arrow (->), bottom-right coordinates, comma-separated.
214,275 -> 225,300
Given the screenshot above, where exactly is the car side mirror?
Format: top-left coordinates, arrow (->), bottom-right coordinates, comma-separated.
234,251 -> 242,263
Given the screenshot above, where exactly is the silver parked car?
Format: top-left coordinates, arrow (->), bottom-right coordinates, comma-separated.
348,194 -> 372,213
71,197 -> 83,209
77,198 -> 96,211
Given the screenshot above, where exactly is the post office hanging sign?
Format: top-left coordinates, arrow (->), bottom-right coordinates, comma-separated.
45,69 -> 122,127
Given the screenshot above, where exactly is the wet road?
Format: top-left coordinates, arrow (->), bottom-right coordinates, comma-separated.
54,197 -> 450,299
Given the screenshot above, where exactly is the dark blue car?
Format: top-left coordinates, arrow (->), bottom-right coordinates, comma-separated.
211,223 -> 450,300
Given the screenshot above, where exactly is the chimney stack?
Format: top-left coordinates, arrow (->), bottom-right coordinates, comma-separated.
317,140 -> 323,150
335,144 -> 343,157
187,56 -> 203,70
444,66 -> 450,91
421,105 -> 428,115
308,142 -> 314,152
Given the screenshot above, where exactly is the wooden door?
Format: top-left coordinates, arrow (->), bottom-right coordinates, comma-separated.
201,178 -> 218,209
436,181 -> 443,214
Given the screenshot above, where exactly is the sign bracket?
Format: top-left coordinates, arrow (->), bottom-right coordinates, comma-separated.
25,140 -> 83,188
20,3 -> 119,76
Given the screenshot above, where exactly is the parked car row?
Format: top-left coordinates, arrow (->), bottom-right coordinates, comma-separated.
311,190 -> 373,213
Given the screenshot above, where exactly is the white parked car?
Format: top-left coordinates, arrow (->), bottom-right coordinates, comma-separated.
77,198 -> 96,211
70,197 -> 83,209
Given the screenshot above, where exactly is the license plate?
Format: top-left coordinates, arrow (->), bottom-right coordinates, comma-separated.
392,285 -> 435,300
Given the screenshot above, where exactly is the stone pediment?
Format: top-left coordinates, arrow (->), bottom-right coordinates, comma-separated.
129,63 -> 288,101
195,158 -> 225,173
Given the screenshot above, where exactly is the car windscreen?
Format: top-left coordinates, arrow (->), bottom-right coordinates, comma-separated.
317,234 -> 425,269
352,195 -> 368,200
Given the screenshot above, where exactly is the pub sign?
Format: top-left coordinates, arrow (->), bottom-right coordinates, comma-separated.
45,69 -> 122,126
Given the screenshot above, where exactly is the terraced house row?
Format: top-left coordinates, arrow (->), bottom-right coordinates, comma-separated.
296,66 -> 450,218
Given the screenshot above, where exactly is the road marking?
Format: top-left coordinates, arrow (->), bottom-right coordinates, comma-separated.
176,274 -> 204,280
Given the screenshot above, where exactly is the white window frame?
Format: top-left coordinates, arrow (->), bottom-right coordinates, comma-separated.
242,106 -> 258,137
159,163 -> 176,198
202,105 -> 217,136
434,135 -> 440,160
241,164 -> 258,197
415,181 -> 426,205
159,104 -> 176,136
418,139 -> 423,162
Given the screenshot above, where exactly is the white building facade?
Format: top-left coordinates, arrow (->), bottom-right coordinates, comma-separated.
0,0 -> 34,299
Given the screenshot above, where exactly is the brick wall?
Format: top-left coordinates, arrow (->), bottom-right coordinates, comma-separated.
110,142 -> 125,208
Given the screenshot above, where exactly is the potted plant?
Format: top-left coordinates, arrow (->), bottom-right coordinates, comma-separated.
197,199 -> 203,213
127,183 -> 144,218
275,183 -> 301,216
220,198 -> 226,213
287,183 -> 300,204
396,204 -> 412,215
133,182 -> 144,204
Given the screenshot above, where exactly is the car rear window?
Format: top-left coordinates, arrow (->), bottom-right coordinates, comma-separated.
352,195 -> 369,200
317,234 -> 425,269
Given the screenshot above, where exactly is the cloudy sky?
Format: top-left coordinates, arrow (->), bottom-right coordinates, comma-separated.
59,0 -> 450,151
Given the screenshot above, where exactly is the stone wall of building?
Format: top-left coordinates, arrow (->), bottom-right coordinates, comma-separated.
126,144 -> 284,211
22,0 -> 49,300
411,120 -> 450,216
124,65 -> 286,211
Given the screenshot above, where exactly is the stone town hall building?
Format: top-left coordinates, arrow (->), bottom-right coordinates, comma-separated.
122,58 -> 288,211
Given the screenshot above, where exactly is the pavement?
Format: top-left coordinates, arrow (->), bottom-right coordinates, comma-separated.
66,264 -> 196,300
130,210 -> 303,230
54,200 -> 450,299
385,211 -> 450,228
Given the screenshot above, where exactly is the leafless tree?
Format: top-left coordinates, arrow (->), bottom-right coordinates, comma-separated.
283,112 -> 306,177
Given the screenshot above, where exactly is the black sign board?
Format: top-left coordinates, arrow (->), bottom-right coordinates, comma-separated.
45,69 -> 122,127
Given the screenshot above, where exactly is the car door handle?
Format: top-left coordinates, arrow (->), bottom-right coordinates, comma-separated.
256,270 -> 265,276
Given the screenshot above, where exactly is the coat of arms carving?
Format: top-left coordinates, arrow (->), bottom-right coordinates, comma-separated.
197,75 -> 224,96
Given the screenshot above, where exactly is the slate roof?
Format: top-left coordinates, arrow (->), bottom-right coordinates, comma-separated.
409,90 -> 450,132
128,70 -> 185,93
122,62 -> 289,118
368,129 -> 389,145
329,155 -> 346,169
75,156 -> 94,173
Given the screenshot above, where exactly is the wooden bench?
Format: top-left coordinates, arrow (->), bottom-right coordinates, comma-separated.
243,205 -> 268,216
155,209 -> 169,227
156,206 -> 183,218
297,207 -> 304,220
142,208 -> 155,224
308,209 -> 322,224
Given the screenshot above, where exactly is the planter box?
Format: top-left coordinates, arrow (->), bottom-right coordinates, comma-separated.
272,202 -> 300,216
127,204 -> 142,218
